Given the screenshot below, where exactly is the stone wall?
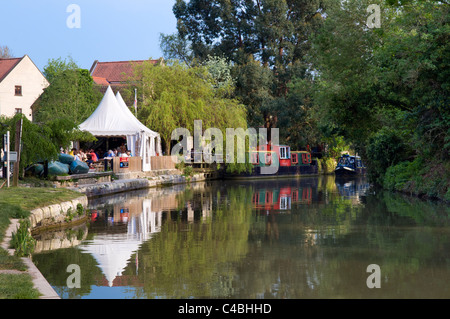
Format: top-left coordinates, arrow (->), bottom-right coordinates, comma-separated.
71,172 -> 217,197
28,196 -> 88,230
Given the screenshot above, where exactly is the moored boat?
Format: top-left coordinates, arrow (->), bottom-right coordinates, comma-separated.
225,144 -> 318,178
334,154 -> 366,176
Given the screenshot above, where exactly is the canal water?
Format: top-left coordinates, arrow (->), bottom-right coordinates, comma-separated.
31,176 -> 450,299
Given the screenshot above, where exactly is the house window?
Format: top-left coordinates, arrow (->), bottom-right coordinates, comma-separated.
15,108 -> 22,114
15,86 -> 22,96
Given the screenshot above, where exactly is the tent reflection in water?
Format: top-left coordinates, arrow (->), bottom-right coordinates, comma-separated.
78,199 -> 162,287
78,86 -> 162,171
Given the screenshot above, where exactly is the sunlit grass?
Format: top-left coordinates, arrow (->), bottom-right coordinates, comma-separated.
0,186 -> 82,211
0,273 -> 41,299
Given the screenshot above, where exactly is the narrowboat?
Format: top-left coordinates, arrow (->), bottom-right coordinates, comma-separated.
237,144 -> 318,178
334,154 -> 366,176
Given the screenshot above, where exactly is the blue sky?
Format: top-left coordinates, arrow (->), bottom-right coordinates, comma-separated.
0,0 -> 177,71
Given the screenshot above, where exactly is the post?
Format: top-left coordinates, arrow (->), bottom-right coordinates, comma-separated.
13,119 -> 23,187
6,131 -> 10,188
134,88 -> 137,116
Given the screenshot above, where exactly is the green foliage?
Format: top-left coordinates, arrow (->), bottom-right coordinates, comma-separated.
0,114 -> 93,175
316,157 -> 337,174
182,165 -> 193,178
173,0 -> 325,67
366,128 -> 412,185
159,32 -> 194,66
231,56 -> 274,128
309,0 -> 449,195
226,162 -> 253,175
383,158 -> 423,192
33,56 -> 102,125
127,60 -> 247,154
384,158 -> 450,200
171,0 -> 326,140
10,219 -> 35,257
0,273 -> 41,299
203,55 -> 234,96
310,0 -> 385,148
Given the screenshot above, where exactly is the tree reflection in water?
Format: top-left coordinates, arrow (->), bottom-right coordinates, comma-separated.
32,177 -> 450,299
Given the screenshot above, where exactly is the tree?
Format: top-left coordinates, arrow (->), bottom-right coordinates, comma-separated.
159,33 -> 194,67
33,57 -> 102,125
310,0 -> 387,150
171,0 -> 327,143
371,0 -> 450,160
127,60 -> 247,155
0,114 -> 93,177
173,0 -> 325,67
310,0 -> 449,184
0,45 -> 13,58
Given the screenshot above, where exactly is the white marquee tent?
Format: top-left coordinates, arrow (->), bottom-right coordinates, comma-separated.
78,86 -> 162,171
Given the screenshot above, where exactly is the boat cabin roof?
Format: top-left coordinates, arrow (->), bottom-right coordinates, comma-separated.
339,154 -> 361,159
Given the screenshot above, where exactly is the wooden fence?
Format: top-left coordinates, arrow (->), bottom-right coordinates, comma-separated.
150,156 -> 177,170
105,156 -> 177,173
111,156 -> 142,173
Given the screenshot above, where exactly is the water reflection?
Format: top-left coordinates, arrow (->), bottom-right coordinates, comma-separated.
32,176 -> 450,299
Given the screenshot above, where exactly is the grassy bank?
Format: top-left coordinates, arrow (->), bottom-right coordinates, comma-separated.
383,158 -> 450,202
0,186 -> 83,299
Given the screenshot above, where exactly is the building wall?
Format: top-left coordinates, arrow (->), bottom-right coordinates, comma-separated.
0,55 -> 49,121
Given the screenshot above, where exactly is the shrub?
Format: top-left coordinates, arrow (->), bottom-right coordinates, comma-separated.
365,128 -> 412,185
10,219 -> 35,257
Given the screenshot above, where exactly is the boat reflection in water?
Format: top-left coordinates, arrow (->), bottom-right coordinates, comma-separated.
252,185 -> 312,213
334,176 -> 371,203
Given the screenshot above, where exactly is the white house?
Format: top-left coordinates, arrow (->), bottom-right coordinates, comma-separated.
0,55 -> 49,121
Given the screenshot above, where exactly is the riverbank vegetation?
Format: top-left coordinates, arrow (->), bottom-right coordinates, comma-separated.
0,187 -> 83,253
0,187 -> 82,298
159,0 -> 449,200
2,1 -> 447,200
310,0 -> 449,200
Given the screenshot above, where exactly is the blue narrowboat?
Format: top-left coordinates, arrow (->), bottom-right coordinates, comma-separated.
335,154 -> 366,176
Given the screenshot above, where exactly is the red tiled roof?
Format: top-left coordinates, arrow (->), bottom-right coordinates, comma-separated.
90,59 -> 159,85
92,76 -> 110,86
0,57 -> 23,82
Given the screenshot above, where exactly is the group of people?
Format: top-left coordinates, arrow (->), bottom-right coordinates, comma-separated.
103,148 -> 132,158
60,144 -> 132,168
68,148 -> 99,167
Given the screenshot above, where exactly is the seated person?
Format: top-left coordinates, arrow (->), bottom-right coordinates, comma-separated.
105,149 -> 115,157
120,150 -> 130,157
89,149 -> 98,162
73,149 -> 81,161
86,154 -> 94,167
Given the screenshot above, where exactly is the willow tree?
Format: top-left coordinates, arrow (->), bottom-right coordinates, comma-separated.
167,0 -> 327,147
128,60 -> 247,155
